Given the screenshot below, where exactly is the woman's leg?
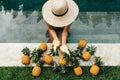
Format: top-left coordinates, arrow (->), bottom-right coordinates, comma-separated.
61,24 -> 71,45
46,22 -> 59,42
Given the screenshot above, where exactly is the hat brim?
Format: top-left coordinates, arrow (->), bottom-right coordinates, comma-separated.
42,0 -> 79,27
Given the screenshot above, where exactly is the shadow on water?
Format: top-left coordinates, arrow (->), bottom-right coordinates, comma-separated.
78,12 -> 120,28
1,8 -> 120,28
1,0 -> 120,11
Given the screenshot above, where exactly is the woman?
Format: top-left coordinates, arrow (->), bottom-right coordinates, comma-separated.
42,0 -> 79,48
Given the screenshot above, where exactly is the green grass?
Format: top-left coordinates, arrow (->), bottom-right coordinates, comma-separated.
0,66 -> 120,80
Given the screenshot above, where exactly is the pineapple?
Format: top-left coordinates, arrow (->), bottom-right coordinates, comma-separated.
58,56 -> 67,66
60,44 -> 73,63
74,40 -> 87,57
59,44 -> 71,74
39,43 -> 47,52
43,54 -> 53,65
32,60 -> 43,77
50,39 -> 60,56
58,56 -> 67,74
22,55 -> 30,65
78,39 -> 87,48
31,43 -> 47,63
74,66 -> 83,76
32,66 -> 42,77
72,55 -> 83,76
81,45 -> 96,61
21,47 -> 30,65
90,56 -> 104,76
81,51 -> 91,61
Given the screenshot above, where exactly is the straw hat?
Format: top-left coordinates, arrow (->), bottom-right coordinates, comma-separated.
42,0 -> 79,27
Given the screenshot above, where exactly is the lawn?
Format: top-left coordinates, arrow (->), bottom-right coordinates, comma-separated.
0,66 -> 120,80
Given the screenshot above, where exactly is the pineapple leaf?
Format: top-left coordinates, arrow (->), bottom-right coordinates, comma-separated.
36,59 -> 44,67
31,48 -> 43,63
72,57 -> 79,67
64,50 -> 80,67
86,45 -> 96,55
21,47 -> 30,56
74,47 -> 84,56
64,52 -> 72,62
51,61 -> 58,71
94,56 -> 104,66
50,47 -> 59,56
69,51 -> 80,67
59,66 -> 66,74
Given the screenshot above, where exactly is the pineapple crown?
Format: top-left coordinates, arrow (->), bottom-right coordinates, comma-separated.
22,47 -> 30,56
86,45 -> 96,55
64,53 -> 70,62
64,51 -> 80,67
36,59 -> 44,67
64,50 -> 73,62
51,61 -> 58,71
50,46 -> 59,56
72,57 -> 80,68
59,66 -> 66,74
94,56 -> 104,66
31,48 -> 43,63
70,51 -> 80,67
74,47 -> 84,56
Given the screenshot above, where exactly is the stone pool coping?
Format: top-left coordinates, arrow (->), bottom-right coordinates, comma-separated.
0,43 -> 120,66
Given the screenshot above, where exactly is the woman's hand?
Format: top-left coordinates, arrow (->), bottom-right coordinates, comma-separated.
50,39 -> 60,56
52,39 -> 60,47
60,44 -> 70,55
